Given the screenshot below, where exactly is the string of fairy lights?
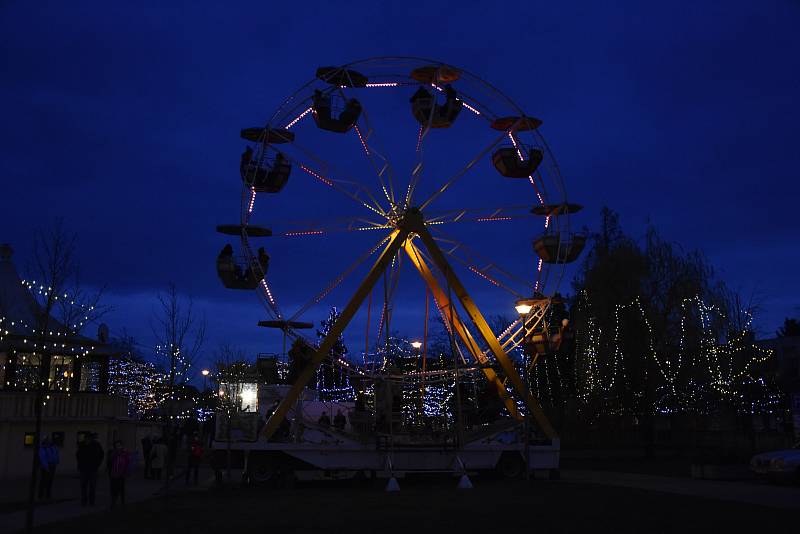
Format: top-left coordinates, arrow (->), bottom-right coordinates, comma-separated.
309,302 -> 485,427
1,278 -> 206,421
0,281 -> 100,397
567,291 -> 783,416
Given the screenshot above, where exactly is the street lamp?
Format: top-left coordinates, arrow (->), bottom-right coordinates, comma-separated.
201,369 -> 210,392
514,299 -> 535,481
515,302 -> 533,315
410,340 -> 422,349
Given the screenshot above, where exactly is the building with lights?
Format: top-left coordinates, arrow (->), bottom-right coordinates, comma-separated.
0,244 -> 143,479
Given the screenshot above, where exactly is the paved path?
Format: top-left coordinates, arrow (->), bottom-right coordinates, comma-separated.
563,469 -> 800,510
0,468 -> 213,533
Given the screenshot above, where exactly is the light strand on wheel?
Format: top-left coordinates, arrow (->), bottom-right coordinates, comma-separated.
285,107 -> 312,129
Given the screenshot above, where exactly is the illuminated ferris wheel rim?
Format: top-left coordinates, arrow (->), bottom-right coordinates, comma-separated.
263,56 -> 571,205
230,57 -> 583,358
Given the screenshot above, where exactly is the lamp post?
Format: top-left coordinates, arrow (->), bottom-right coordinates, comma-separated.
201,369 -> 210,392
515,298 -> 535,481
410,341 -> 423,423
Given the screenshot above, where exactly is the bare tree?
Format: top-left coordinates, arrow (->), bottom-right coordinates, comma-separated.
151,283 -> 205,389
150,282 -> 205,500
24,222 -> 108,533
213,344 -> 251,485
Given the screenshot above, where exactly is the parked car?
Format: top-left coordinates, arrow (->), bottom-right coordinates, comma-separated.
750,442 -> 800,482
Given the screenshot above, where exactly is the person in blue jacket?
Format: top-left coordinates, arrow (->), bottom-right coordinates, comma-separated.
38,436 -> 60,500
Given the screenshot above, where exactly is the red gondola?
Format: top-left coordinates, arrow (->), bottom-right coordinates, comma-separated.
492,147 -> 543,178
532,234 -> 586,264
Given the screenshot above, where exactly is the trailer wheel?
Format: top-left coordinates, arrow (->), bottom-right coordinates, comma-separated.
249,463 -> 277,486
498,453 -> 525,479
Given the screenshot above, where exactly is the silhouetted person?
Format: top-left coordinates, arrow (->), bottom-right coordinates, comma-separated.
167,431 -> 178,477
149,438 -> 168,480
333,410 -> 346,431
141,435 -> 153,479
258,247 -> 270,272
185,436 -> 203,486
313,89 -> 331,119
38,437 -> 59,500
107,440 -> 131,508
318,411 -> 331,427
76,433 -> 104,506
278,417 -> 291,441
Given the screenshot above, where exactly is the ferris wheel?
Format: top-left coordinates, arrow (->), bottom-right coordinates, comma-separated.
216,57 -> 585,440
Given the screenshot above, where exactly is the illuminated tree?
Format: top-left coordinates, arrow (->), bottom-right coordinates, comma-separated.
108,335 -> 167,419
315,307 -> 353,402
570,208 -> 783,426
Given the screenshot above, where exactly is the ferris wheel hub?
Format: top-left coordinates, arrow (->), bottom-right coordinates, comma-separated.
394,207 -> 424,232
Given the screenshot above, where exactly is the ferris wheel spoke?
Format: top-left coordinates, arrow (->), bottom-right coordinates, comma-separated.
424,205 -> 537,227
404,125 -> 428,210
404,90 -> 438,209
286,233 -> 393,323
283,104 -> 314,130
334,86 -> 399,210
240,237 -> 284,321
413,237 -> 522,357
418,129 -> 509,211
406,82 -> 503,210
376,248 -> 403,345
429,230 -> 535,296
283,140 -> 389,217
255,214 -> 390,238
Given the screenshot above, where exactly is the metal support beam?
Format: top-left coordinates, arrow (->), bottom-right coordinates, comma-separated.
261,229 -> 409,441
411,216 -> 557,440
403,240 -> 521,420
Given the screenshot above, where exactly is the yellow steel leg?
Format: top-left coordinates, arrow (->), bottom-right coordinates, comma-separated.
403,240 -> 521,420
412,221 -> 557,440
261,229 -> 410,441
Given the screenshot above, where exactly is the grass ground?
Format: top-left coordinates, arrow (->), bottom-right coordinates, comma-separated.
560,456 -> 697,477
30,476 -> 795,534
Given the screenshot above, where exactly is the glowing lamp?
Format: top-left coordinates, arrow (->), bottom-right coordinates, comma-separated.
201,369 -> 210,377
411,341 -> 423,349
515,303 -> 533,316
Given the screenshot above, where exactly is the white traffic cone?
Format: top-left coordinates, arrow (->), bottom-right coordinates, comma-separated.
385,476 -> 400,492
457,474 -> 473,490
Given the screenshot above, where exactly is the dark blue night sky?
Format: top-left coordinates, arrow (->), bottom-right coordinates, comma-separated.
2,1 -> 799,373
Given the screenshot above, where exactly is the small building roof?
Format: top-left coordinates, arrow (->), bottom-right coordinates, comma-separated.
0,243 -> 111,355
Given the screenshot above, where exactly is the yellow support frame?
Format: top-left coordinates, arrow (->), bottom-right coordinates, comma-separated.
262,229 -> 409,440
402,239 -> 521,420
261,208 -> 557,441
411,218 -> 557,440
